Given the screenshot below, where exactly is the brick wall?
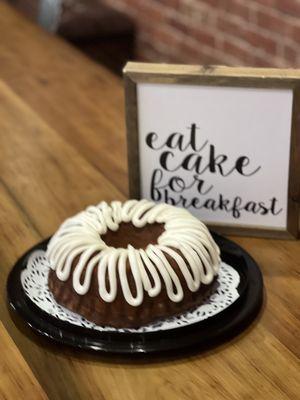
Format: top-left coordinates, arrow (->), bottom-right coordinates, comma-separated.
102,0 -> 300,67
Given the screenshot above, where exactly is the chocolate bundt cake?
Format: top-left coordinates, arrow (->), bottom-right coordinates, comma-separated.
46,200 -> 221,328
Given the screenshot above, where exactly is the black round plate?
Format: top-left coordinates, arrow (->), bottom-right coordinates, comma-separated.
7,233 -> 263,355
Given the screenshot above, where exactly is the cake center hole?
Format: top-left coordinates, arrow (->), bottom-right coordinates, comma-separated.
101,222 -> 165,249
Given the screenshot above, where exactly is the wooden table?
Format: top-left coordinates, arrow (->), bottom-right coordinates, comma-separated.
0,3 -> 299,400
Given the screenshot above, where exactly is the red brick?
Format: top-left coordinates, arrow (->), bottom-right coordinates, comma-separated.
179,1 -> 215,25
166,11 -> 217,47
289,24 -> 300,43
192,28 -> 216,47
169,16 -> 189,34
217,16 -> 277,55
273,0 -> 300,17
197,0 -> 219,7
153,0 -> 180,8
135,2 -> 170,23
147,26 -> 182,50
253,0 -> 300,16
218,0 -> 251,21
217,15 -> 243,36
253,54 -> 277,67
253,0 -> 276,7
255,9 -> 288,36
246,30 -> 277,54
283,43 -> 299,64
179,40 -> 217,65
103,0 -> 299,68
137,38 -> 173,63
222,39 -> 252,63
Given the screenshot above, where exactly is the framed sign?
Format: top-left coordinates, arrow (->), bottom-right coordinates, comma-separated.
123,62 -> 300,239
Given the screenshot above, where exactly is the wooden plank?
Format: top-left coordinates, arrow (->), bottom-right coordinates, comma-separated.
0,79 -> 124,236
0,183 -> 92,400
124,61 -> 300,83
0,78 -> 123,399
232,236 -> 300,357
0,321 -> 48,400
0,2 -> 128,196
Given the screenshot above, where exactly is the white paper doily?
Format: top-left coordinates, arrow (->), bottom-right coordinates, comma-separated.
21,250 -> 240,333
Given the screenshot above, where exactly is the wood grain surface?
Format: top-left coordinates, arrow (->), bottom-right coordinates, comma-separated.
0,3 -> 299,400
0,321 -> 48,400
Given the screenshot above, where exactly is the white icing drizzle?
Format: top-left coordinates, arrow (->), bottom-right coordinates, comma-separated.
46,200 -> 221,306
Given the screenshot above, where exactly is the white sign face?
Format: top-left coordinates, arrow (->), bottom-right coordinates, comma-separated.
137,83 -> 293,229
